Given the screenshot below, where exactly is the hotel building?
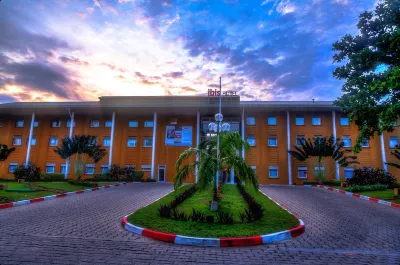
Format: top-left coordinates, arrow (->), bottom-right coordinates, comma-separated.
0,96 -> 398,184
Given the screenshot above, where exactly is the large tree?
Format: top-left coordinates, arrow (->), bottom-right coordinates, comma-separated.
54,135 -> 106,180
332,0 -> 400,152
0,144 -> 16,162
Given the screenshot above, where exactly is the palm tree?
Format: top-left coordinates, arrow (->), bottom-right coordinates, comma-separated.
174,132 -> 258,191
288,135 -> 359,182
0,144 -> 16,162
386,145 -> 400,169
54,135 -> 106,180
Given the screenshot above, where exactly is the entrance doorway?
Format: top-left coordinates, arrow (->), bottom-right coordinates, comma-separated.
158,165 -> 166,182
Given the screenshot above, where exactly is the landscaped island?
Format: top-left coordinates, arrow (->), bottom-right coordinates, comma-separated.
127,183 -> 299,238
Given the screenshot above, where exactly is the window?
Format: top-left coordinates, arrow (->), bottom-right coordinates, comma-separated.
250,166 -> 256,172
144,121 -> 154,127
342,136 -> 351,147
344,167 -> 354,179
16,120 -> 24,127
141,165 -> 151,172
127,137 -> 137,147
90,120 -> 100,127
295,115 -> 304,125
85,164 -> 95,174
9,163 -> 18,173
13,135 -> 22,146
298,167 -> 307,179
0,120 -> 3,127
27,136 -> 36,146
49,136 -> 58,146
315,166 -> 325,175
267,116 -> 277,125
340,116 -> 349,126
393,121 -> 397,127
361,139 -> 369,148
312,116 -> 321,126
33,121 -> 39,127
46,163 -> 55,173
143,137 -> 153,147
103,136 -> 111,147
247,135 -> 256,146
296,135 -> 306,146
246,117 -> 255,125
101,165 -> 109,174
269,166 -> 278,178
60,164 -> 67,174
66,120 -> 75,128
51,120 -> 61,128
129,120 -> 138,127
389,136 -> 399,148
105,120 -> 112,128
268,136 -> 277,146
313,135 -> 322,140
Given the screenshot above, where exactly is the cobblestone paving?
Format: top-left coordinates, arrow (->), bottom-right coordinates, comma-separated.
1,184 -> 399,265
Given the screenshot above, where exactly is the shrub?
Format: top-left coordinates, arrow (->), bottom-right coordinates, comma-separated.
132,171 -> 144,182
347,168 -> 397,187
144,178 -> 156,182
158,204 -> 172,218
346,184 -> 389,193
190,209 -> 206,222
216,211 -> 234,225
108,164 -> 124,181
41,173 -> 65,181
303,181 -> 319,185
171,208 -> 188,221
123,165 -> 136,180
92,174 -> 110,181
206,215 -> 214,224
237,183 -> 264,222
158,185 -> 198,218
13,164 -> 41,181
68,180 -> 98,188
323,180 -> 342,186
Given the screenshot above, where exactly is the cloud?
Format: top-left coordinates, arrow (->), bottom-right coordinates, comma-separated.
60,56 -> 89,66
134,72 -> 162,85
0,94 -> 17,104
163,71 -> 184,78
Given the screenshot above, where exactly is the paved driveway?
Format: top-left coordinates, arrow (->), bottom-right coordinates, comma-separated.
0,184 -> 399,265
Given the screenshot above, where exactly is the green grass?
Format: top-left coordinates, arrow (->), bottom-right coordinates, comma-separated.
128,184 -> 299,238
38,182 -> 87,191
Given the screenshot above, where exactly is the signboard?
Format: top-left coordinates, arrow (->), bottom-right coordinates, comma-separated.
165,126 -> 192,146
208,89 -> 237,97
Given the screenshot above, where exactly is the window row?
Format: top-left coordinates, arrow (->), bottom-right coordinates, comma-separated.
245,116 -> 351,126
246,135 -> 398,148
1,120 -> 154,128
12,136 -> 154,147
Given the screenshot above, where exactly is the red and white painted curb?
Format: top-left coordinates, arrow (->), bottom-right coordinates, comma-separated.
121,190 -> 305,247
317,185 -> 400,208
0,182 -> 128,210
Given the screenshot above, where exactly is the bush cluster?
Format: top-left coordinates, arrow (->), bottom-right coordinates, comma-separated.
41,173 -> 65,181
346,168 -> 397,187
13,164 -> 41,181
88,165 -> 144,182
158,185 -> 197,218
237,183 -> 264,223
346,184 -> 389,193
68,180 -> 98,188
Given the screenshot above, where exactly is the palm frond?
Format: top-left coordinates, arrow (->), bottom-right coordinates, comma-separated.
0,144 -> 16,161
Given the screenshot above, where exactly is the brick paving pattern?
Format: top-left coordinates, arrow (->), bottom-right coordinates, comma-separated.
0,183 -> 399,265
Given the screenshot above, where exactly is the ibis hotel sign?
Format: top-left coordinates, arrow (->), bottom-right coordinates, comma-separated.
208,89 -> 237,97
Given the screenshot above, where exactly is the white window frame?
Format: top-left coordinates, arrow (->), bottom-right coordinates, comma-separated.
342,136 -> 351,147
143,137 -> 153,147
144,121 -> 154,127
250,166 -> 256,172
100,164 -> 109,174
90,120 -> 100,128
389,136 -> 399,148
103,136 -> 111,147
85,164 -> 95,174
128,120 -> 138,128
9,162 -> 18,173
66,120 -> 75,128
13,135 -> 22,146
296,135 -> 306,146
269,166 -> 278,178
344,167 -> 354,179
141,165 -> 151,172
27,136 -> 37,146
16,120 -> 24,128
247,135 -> 256,146
105,120 -> 112,128
127,137 -> 137,147
298,166 -> 307,179
46,163 -> 56,173
268,136 -> 277,146
340,116 -> 349,126
51,120 -> 61,128
267,116 -> 277,125
33,121 -> 39,127
246,117 -> 256,125
60,163 -> 67,174
49,136 -> 58,146
312,116 -> 321,126
361,139 -> 369,148
295,115 -> 304,125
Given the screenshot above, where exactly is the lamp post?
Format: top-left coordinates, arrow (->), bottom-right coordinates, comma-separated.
208,77 -> 231,189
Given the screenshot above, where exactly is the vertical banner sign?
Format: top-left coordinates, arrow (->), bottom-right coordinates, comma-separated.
166,126 -> 192,146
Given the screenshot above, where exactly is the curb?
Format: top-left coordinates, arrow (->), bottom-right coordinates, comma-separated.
121,190 -> 305,247
0,182 -> 129,210
317,185 -> 400,208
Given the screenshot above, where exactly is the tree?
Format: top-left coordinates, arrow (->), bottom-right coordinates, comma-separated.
386,145 -> 400,169
0,144 -> 16,162
174,132 -> 258,191
288,136 -> 359,182
54,135 -> 106,180
332,0 -> 400,152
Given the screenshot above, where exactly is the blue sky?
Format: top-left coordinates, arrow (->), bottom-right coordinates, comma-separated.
0,0 -> 377,103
